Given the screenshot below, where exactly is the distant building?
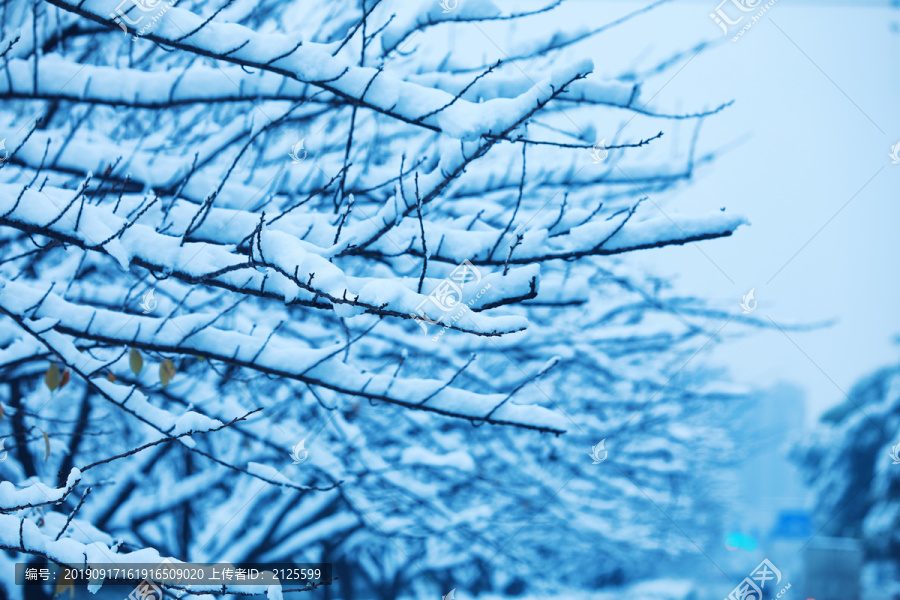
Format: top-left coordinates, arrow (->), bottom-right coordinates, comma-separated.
722,383 -> 812,585
802,537 -> 863,600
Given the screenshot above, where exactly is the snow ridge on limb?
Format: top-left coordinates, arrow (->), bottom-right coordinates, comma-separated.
345,211 -> 747,266
45,0 -> 599,142
0,184 -> 532,333
0,469 -> 82,512
0,280 -> 567,434
0,56 -> 314,107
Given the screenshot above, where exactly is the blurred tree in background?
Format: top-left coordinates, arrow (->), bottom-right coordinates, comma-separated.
795,359 -> 900,566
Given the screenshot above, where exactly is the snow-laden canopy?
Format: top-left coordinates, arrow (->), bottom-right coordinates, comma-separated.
0,0 -> 747,596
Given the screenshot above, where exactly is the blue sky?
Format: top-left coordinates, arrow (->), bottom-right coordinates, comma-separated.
537,0 -> 900,424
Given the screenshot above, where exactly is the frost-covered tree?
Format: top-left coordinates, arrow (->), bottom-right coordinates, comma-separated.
0,0 -> 746,597
794,358 -> 900,567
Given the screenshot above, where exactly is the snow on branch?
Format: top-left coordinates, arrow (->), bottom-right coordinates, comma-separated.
0,0 -> 752,591
0,469 -> 81,512
45,0 -> 608,141
0,280 -> 567,433
0,184 -> 533,333
0,56 -> 316,107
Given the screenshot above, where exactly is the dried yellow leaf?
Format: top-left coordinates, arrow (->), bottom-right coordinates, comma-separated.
45,364 -> 60,391
129,349 -> 143,375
